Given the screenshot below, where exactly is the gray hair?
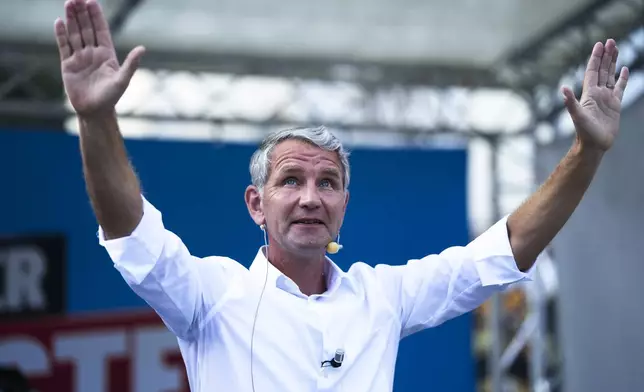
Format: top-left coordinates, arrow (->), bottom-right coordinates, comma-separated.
249,126 -> 350,192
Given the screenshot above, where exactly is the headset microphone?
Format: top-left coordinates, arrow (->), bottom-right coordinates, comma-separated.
326,231 -> 343,254
326,241 -> 342,254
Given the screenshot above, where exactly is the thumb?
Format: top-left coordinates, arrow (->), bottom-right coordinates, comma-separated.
562,86 -> 582,119
118,46 -> 146,87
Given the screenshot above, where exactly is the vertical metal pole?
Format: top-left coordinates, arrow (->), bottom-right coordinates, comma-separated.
528,131 -> 548,392
528,277 -> 546,391
488,135 -> 503,392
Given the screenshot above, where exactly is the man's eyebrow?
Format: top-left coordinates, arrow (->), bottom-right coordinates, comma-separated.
320,167 -> 342,178
273,165 -> 342,182
275,165 -> 304,174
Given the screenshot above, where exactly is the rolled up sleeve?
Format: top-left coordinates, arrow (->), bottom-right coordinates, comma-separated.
98,196 -> 166,284
98,195 -> 234,340
467,215 -> 536,287
378,215 -> 540,338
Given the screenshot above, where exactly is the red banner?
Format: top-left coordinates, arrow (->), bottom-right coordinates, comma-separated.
0,310 -> 189,392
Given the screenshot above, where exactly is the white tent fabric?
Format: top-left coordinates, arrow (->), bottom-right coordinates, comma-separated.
2,0 -> 591,66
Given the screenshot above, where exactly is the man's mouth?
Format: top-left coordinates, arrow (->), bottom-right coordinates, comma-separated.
292,219 -> 325,225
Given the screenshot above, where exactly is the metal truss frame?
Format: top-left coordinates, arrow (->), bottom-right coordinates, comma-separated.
0,45 -> 532,139
497,0 -> 644,91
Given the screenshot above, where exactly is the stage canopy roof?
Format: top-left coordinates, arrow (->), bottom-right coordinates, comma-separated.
0,0 -> 623,86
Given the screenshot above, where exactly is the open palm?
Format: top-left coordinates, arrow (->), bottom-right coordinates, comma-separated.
55,0 -> 144,116
562,39 -> 629,151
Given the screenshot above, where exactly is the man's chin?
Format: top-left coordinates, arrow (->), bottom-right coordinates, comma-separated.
287,238 -> 329,254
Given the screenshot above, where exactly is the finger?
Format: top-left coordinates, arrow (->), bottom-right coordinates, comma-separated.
87,0 -> 114,48
65,0 -> 83,51
607,46 -> 618,87
54,18 -> 72,61
562,86 -> 582,120
614,66 -> 629,101
73,0 -> 96,47
583,42 -> 603,89
118,46 -> 146,87
598,39 -> 615,86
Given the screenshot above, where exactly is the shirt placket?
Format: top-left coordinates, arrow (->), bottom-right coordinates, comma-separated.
314,295 -> 345,391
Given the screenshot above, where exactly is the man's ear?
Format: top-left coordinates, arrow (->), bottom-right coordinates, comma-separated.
245,185 -> 265,226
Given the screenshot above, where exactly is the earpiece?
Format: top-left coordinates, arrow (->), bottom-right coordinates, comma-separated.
326,241 -> 343,254
260,224 -> 266,231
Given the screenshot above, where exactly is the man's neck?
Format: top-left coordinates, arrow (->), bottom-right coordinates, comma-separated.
266,246 -> 327,296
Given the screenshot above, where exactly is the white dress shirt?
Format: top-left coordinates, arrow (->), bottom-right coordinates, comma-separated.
98,196 -> 533,392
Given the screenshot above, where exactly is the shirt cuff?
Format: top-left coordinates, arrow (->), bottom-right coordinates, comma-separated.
467,215 -> 538,288
97,195 -> 166,282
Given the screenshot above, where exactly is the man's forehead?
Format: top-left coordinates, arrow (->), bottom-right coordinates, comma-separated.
270,139 -> 342,169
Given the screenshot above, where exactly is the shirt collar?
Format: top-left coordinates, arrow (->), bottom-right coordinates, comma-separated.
248,246 -> 356,296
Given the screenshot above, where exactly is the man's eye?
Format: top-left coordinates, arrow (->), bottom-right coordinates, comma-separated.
320,179 -> 332,188
284,177 -> 298,186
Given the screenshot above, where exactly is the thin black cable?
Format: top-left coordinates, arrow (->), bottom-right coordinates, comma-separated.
251,225 -> 270,392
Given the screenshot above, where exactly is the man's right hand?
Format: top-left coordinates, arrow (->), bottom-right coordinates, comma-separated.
54,0 -> 145,117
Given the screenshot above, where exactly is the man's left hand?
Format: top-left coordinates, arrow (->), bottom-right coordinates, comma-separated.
562,39 -> 629,152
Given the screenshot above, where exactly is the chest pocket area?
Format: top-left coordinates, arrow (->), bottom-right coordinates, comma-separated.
323,290 -> 399,366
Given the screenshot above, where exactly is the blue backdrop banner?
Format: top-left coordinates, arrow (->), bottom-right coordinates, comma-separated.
0,129 -> 473,391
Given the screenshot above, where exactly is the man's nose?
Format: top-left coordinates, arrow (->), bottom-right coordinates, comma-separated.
299,183 -> 322,209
